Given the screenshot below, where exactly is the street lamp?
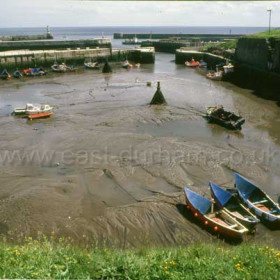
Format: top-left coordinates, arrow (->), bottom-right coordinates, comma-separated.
267,9 -> 272,34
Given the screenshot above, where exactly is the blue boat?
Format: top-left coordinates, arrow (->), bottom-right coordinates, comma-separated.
234,173 -> 280,226
184,188 -> 248,238
210,182 -> 259,230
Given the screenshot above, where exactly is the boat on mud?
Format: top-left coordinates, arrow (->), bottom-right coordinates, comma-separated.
12,103 -> 37,115
184,188 -> 248,239
209,182 -> 259,231
234,173 -> 280,227
203,105 -> 245,130
23,68 -> 46,76
84,61 -> 100,69
122,60 -> 133,69
28,111 -> 52,120
13,103 -> 53,116
51,63 -> 75,73
0,69 -> 11,80
185,59 -> 200,67
206,71 -> 223,81
13,69 -> 22,79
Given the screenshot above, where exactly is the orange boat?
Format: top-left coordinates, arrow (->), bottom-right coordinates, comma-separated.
28,111 -> 52,120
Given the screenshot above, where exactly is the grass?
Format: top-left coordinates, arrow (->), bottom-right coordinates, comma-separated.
245,29 -> 280,39
0,235 -> 280,279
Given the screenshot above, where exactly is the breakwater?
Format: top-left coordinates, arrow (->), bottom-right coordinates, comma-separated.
0,34 -> 53,41
0,47 -> 155,70
0,38 -> 111,52
114,33 -> 242,41
175,49 -> 226,68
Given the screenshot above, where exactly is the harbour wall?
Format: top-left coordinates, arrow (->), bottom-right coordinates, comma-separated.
0,38 -> 111,51
0,34 -> 53,41
175,49 -> 226,68
114,33 -> 242,41
0,47 -> 155,71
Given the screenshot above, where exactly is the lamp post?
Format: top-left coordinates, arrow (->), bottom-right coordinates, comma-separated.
267,9 -> 272,34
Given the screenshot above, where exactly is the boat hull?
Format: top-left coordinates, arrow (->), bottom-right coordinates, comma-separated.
28,112 -> 52,120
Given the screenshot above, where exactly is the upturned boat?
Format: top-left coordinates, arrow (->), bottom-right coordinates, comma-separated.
203,105 -> 245,130
184,188 -> 248,239
185,59 -> 200,67
234,173 -> 280,227
0,69 -> 11,80
209,182 -> 259,230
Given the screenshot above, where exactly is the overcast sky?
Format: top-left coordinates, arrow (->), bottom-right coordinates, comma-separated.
1,1 -> 280,28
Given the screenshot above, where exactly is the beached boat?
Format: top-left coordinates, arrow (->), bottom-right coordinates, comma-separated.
0,69 -> 11,80
28,111 -> 52,120
184,188 -> 248,238
26,104 -> 53,115
203,105 -> 245,130
23,68 -> 46,76
51,63 -> 75,73
206,71 -> 223,81
122,60 -> 133,69
234,173 -> 280,226
13,69 -> 22,79
210,182 -> 259,230
12,103 -> 37,115
84,61 -> 100,69
185,59 -> 200,68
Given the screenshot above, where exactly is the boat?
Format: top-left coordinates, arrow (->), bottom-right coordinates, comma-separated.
199,60 -> 207,68
209,182 -> 259,230
184,188 -> 248,238
122,36 -> 140,45
84,61 -> 100,69
234,173 -> 280,226
26,104 -> 53,115
206,71 -> 223,81
12,103 -> 37,115
13,69 -> 22,79
122,60 -> 133,69
23,68 -> 46,76
28,111 -> 52,120
203,105 -> 245,130
223,61 -> 234,74
51,63 -> 75,73
185,59 -> 200,68
0,69 -> 11,80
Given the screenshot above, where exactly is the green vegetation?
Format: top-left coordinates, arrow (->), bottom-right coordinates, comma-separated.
0,235 -> 280,279
245,29 -> 280,39
200,40 -> 237,55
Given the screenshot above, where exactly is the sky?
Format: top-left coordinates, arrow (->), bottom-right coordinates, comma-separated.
1,1 -> 280,28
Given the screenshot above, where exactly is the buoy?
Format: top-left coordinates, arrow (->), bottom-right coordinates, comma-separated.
214,226 -> 218,231
194,212 -> 198,217
150,81 -> 167,105
204,220 -> 208,225
186,205 -> 190,210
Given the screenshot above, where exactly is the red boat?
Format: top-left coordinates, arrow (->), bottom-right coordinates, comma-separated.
28,112 -> 52,120
185,59 -> 200,68
184,188 -> 248,239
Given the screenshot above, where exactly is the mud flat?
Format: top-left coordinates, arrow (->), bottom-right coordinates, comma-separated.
0,54 -> 280,248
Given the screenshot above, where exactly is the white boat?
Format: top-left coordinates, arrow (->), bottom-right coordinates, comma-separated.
26,104 -> 53,115
84,61 -> 100,69
122,36 -> 140,45
223,63 -> 234,74
206,71 -> 223,81
13,103 -> 37,115
122,60 -> 133,69
51,63 -> 75,73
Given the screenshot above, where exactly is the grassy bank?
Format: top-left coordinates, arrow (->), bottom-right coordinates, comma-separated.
245,29 -> 280,39
0,236 -> 280,279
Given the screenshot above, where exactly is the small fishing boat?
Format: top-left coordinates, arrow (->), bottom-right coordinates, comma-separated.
26,104 -> 53,115
51,63 -> 75,73
28,111 -> 52,120
23,68 -> 46,76
203,105 -> 245,130
199,60 -> 207,68
210,182 -> 259,230
206,71 -> 223,81
185,59 -> 200,68
122,60 -> 133,69
13,69 -> 22,79
12,103 -> 37,115
234,173 -> 280,226
0,69 -> 11,80
184,188 -> 248,238
84,61 -> 100,69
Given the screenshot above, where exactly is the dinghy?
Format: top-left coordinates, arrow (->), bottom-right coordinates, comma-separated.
13,69 -> 22,79
122,60 -> 133,69
28,111 -> 52,120
209,182 -> 259,230
184,188 -> 248,238
234,173 -> 280,226
185,59 -> 199,67
0,69 -> 11,80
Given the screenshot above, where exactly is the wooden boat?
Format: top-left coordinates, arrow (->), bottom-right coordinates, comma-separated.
184,188 -> 248,238
0,69 -> 11,80
206,71 -> 223,81
12,103 -> 37,115
84,61 -> 100,69
234,173 -> 280,226
13,70 -> 22,79
122,60 -> 133,69
185,59 -> 199,67
203,105 -> 245,130
210,182 -> 259,230
26,104 -> 53,115
28,111 -> 52,120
